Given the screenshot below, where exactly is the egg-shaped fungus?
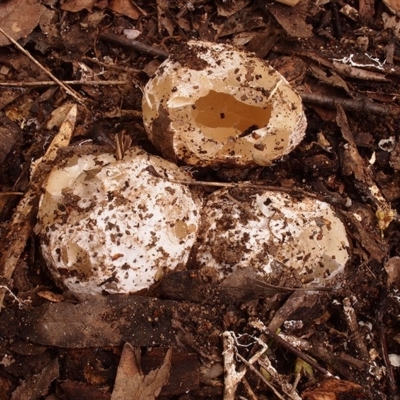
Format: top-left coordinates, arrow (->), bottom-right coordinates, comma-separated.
37,147 -> 202,294
142,41 -> 307,167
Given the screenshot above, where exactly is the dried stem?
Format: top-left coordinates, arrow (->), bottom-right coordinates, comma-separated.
99,32 -> 168,59
0,27 -> 85,105
251,319 -> 333,377
299,91 -> 400,116
168,179 -> 319,198
0,80 -> 128,87
222,331 -> 247,400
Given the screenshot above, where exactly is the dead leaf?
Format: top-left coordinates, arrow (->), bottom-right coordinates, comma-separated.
36,290 -> 64,303
10,358 -> 59,400
60,0 -> 97,12
156,0 -> 175,36
216,0 -> 251,17
336,105 -> 390,209
109,0 -> 146,20
268,0 -> 315,38
302,377 -> 368,399
309,64 -> 350,92
0,0 -> 43,46
216,8 -> 265,38
383,0 -> 400,15
384,257 -> 400,288
111,343 -> 171,400
339,206 -> 388,262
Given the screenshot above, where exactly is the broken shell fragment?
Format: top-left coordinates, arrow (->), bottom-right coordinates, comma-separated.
37,147 -> 202,295
142,40 -> 307,167
192,188 -> 350,285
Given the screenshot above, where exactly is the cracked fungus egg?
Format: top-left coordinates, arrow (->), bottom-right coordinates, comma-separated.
142,40 -> 307,167
37,147 -> 202,295
192,188 -> 350,285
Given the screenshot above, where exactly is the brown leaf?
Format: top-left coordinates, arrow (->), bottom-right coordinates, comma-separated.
268,0 -> 315,38
216,0 -> 251,17
302,377 -> 369,399
336,104 -> 389,209
60,0 -> 97,12
384,257 -> 400,289
0,0 -> 43,46
109,0 -> 145,20
111,343 -> 171,400
10,358 -> 59,400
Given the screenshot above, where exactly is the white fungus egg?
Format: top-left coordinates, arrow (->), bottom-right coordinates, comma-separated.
37,147 -> 202,295
142,40 -> 307,167
191,187 -> 350,285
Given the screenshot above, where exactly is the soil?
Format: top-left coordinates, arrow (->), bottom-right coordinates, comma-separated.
0,0 -> 400,399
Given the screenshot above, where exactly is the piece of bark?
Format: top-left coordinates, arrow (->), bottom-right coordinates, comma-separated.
111,344 -> 171,400
160,270 -> 330,305
1,295 -> 221,348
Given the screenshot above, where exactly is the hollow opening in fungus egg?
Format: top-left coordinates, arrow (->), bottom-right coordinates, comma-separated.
192,90 -> 271,142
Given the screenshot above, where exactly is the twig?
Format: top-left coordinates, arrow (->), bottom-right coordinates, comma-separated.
0,192 -> 24,196
0,285 -> 29,309
99,32 -> 169,60
377,294 -> 400,399
251,319 -> 333,377
222,331 -> 247,400
168,179 -> 320,198
342,297 -> 369,360
299,91 -> 400,116
0,80 -> 128,87
241,377 -> 258,400
235,352 -> 288,400
0,27 -> 85,105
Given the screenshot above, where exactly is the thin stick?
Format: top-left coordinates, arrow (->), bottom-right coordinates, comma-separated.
0,27 -> 85,105
168,178 -> 319,198
234,352 -> 287,400
99,32 -> 168,59
0,192 -> 24,196
222,331 -> 247,400
299,91 -> 400,116
251,319 -> 333,377
0,80 -> 128,87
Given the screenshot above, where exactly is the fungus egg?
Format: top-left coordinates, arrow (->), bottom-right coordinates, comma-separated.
191,187 -> 350,285
37,147 -> 202,294
142,40 -> 307,167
